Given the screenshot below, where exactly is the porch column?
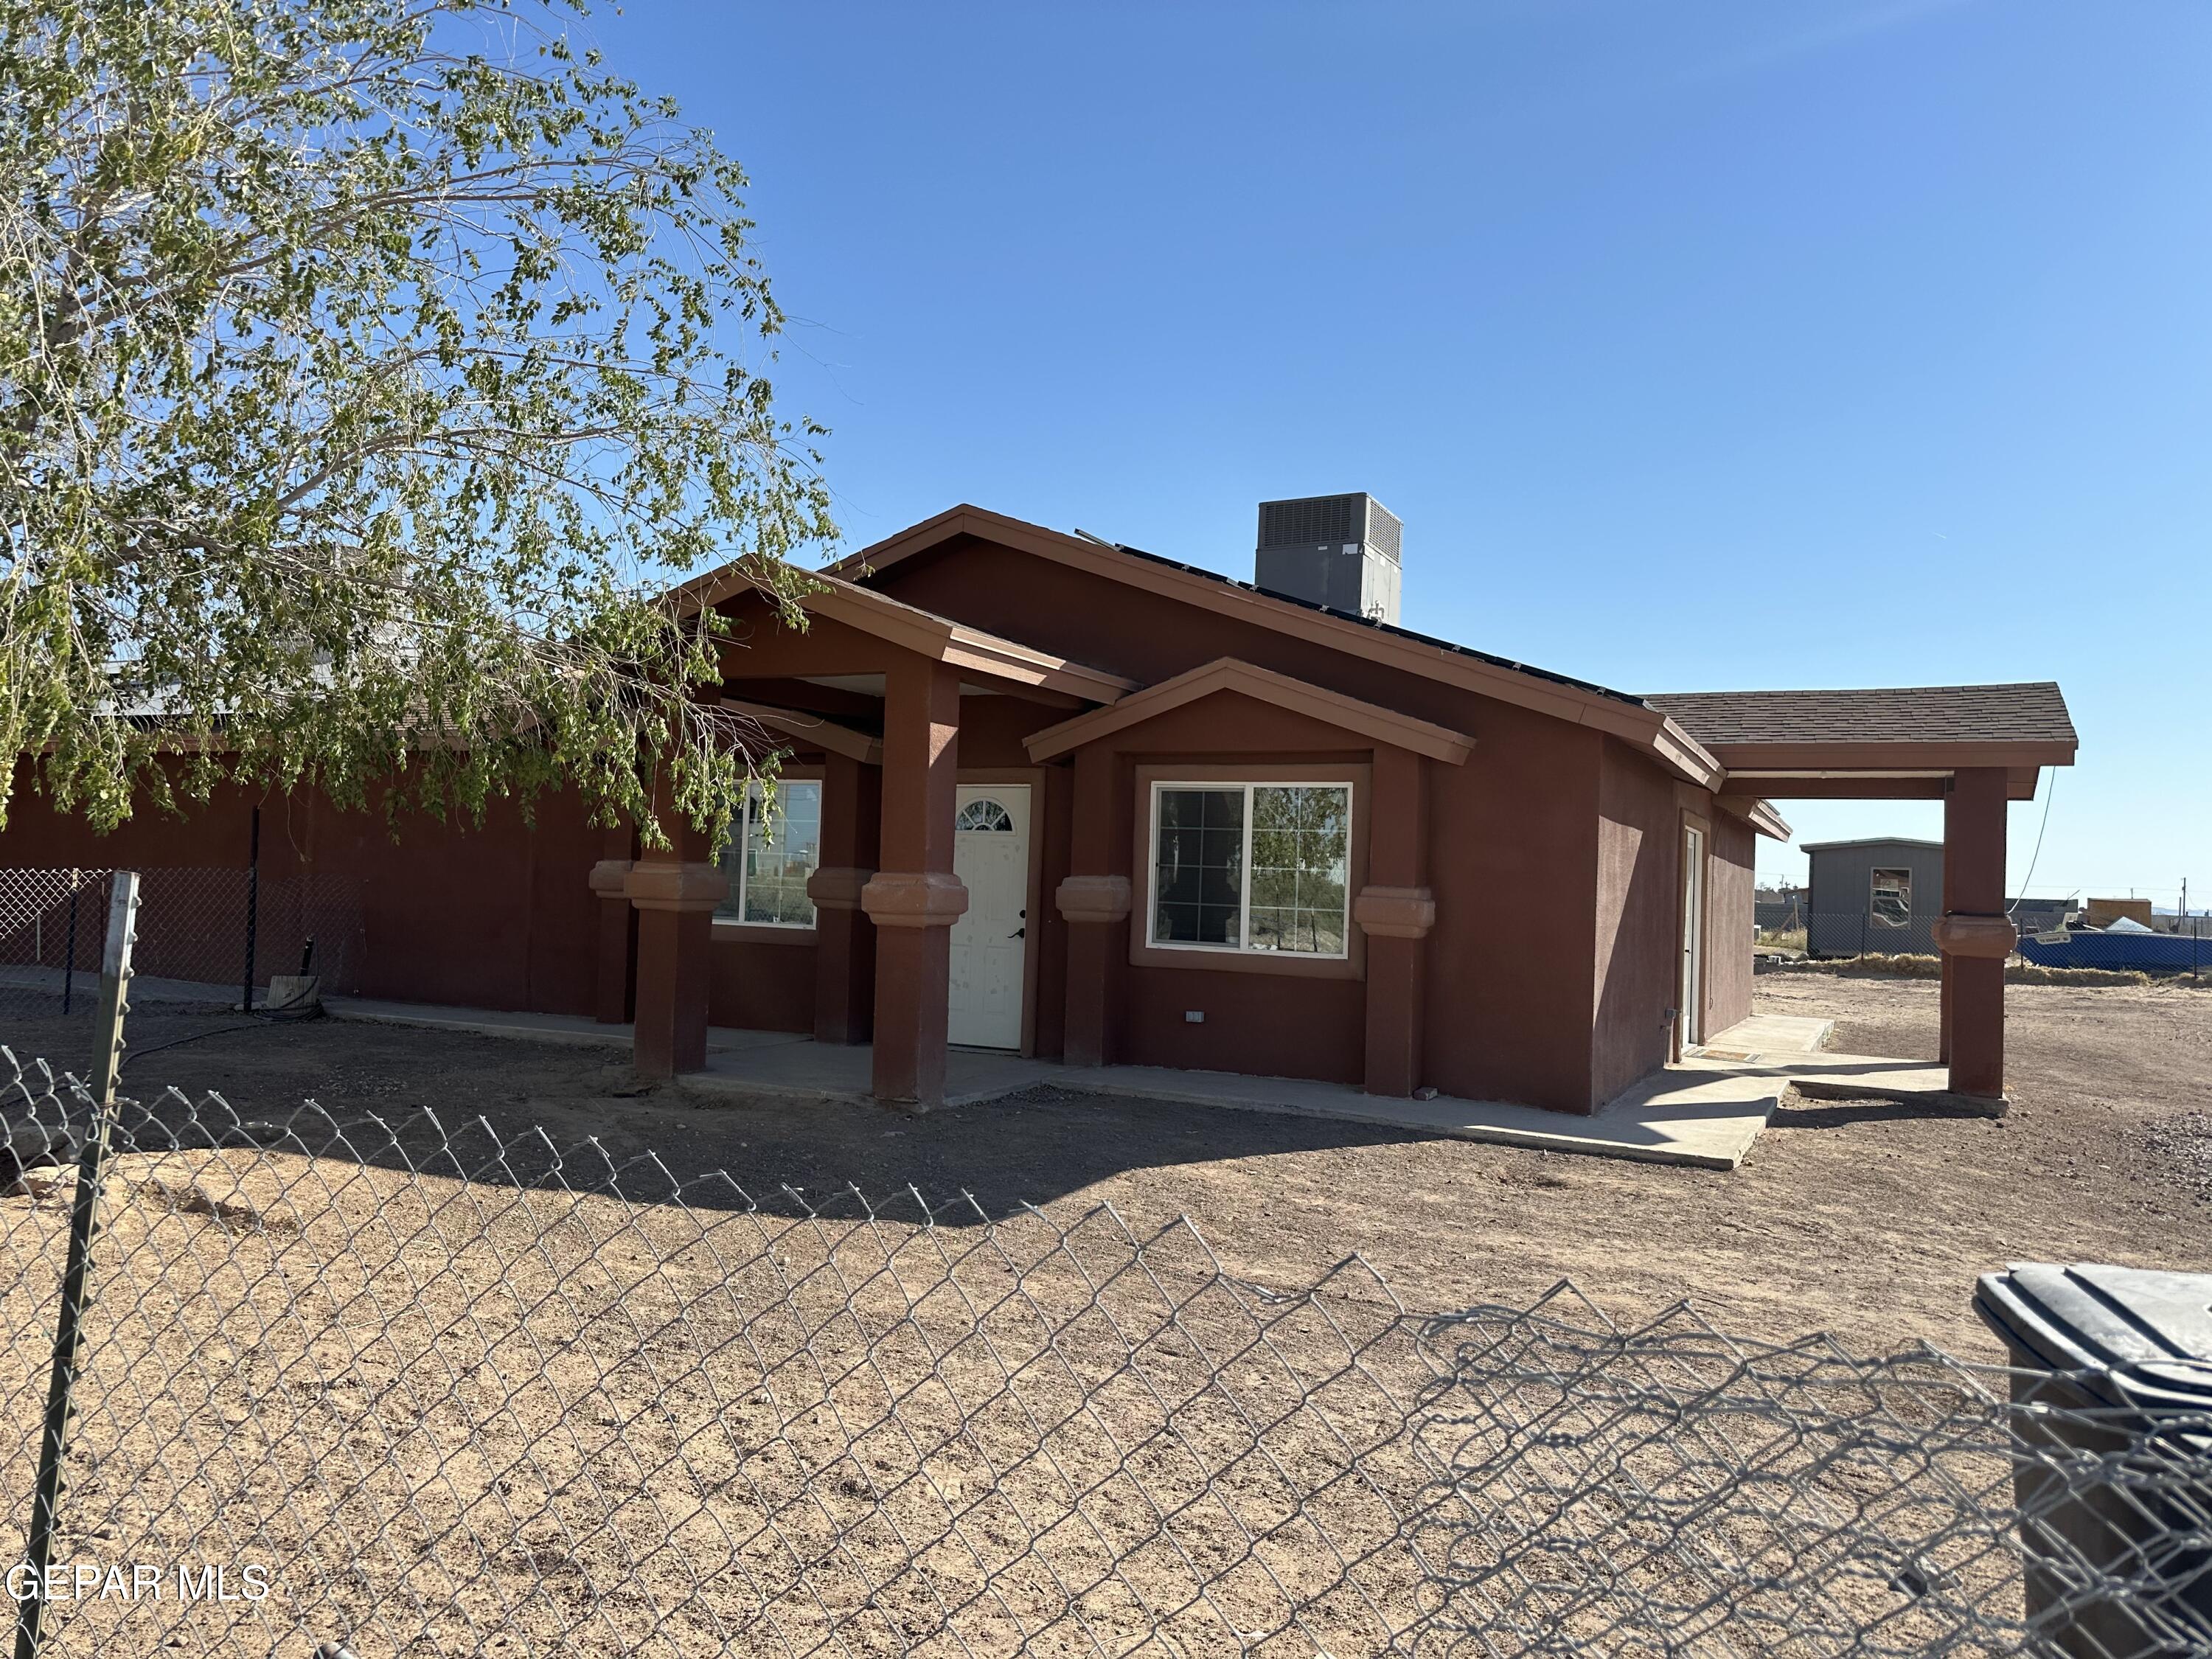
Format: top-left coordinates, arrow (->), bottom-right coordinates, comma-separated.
625,812 -> 726,1079
807,750 -> 877,1045
860,656 -> 965,1106
1938,825 -> 1955,1062
1354,745 -> 1433,1097
1933,767 -> 2015,1104
1055,745 -> 1125,1068
588,825 -> 637,1026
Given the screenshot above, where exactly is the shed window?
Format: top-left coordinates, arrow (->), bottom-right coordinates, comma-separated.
1148,782 -> 1350,957
1870,867 -> 1911,929
717,780 -> 822,927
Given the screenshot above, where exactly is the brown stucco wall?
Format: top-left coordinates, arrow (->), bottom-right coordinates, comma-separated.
0,764 -> 606,1016
1590,739 -> 1681,1108
707,935 -> 814,1032
1705,810 -> 1757,1037
872,546 -> 1617,1112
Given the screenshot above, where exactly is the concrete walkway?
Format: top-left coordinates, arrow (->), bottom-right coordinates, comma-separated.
1699,1012 -> 2002,1117
679,1040 -> 1781,1169
327,998 -> 815,1058
323,998 -> 1994,1171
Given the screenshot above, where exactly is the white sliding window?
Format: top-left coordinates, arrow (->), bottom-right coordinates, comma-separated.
1147,782 -> 1351,957
716,780 -> 823,927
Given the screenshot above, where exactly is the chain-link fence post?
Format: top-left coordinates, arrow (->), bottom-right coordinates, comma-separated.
240,808 -> 260,1015
58,878 -> 77,1018
13,872 -> 137,1659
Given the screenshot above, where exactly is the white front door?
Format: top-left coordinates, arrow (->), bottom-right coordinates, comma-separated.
949,785 -> 1030,1050
1680,825 -> 1706,1050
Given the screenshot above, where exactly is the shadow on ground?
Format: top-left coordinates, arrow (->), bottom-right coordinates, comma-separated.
6,1015 -> 1446,1224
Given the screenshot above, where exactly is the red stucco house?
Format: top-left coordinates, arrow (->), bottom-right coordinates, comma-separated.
0,496 -> 2076,1115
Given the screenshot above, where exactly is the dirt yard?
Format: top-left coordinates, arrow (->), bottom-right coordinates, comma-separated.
0,970 -> 2202,1654
37,967 -> 2211,1360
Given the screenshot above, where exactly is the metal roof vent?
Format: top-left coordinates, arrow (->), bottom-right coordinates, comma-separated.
1254,493 -> 1402,624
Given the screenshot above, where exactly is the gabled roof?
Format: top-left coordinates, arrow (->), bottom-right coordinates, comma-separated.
831,504 -> 1725,789
670,560 -> 1135,706
1023,658 -> 1476,765
1646,683 -> 2076,755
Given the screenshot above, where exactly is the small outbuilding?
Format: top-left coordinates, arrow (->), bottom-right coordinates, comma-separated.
1804,837 -> 1946,957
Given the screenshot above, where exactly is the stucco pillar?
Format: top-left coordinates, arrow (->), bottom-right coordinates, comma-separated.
1934,767 -> 2014,1104
808,751 -> 877,1046
588,825 -> 637,1026
1938,818 -> 1957,1063
1354,745 -> 1432,1097
861,657 -> 964,1106
626,809 -> 726,1079
1055,745 -> 1124,1068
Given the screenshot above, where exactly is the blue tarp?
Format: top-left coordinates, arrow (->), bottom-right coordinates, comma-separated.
2017,929 -> 2208,975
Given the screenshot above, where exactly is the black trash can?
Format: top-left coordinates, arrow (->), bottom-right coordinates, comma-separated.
1975,1263 -> 2212,1658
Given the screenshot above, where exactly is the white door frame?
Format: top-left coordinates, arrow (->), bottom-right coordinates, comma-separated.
948,777 -> 1040,1051
1680,820 -> 1707,1052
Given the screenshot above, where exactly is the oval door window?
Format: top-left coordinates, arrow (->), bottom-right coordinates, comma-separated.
956,799 -> 1014,832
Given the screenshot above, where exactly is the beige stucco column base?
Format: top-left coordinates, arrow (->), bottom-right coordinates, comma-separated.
1932,913 -> 2018,959
1057,874 -> 1133,925
807,866 -> 875,911
1353,885 -> 1436,939
624,861 -> 728,914
860,870 -> 969,928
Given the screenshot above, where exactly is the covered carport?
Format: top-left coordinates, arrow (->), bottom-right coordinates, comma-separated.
1647,682 -> 2079,1107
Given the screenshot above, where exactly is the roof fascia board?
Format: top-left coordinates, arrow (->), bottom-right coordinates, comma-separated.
720,698 -> 883,766
1710,740 -> 2076,771
691,563 -> 1133,705
1714,796 -> 1793,841
1024,657 -> 1476,765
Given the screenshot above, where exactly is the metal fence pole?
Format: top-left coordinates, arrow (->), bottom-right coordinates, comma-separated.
241,807 -> 260,1015
58,879 -> 77,1018
13,872 -> 137,1659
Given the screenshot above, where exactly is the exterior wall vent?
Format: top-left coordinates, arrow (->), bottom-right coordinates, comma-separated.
1253,493 -> 1402,624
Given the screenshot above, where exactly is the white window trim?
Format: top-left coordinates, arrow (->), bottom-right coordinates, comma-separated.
722,780 -> 822,930
1144,779 -> 1354,961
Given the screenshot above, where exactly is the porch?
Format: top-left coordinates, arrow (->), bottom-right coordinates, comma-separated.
331,997 -> 1789,1170
1651,682 -> 2080,1111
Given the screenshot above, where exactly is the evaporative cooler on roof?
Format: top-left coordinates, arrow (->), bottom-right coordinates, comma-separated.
1253,493 -> 1403,625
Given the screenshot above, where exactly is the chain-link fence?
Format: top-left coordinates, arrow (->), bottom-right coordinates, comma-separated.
0,867 -> 364,1056
0,1043 -> 2206,1656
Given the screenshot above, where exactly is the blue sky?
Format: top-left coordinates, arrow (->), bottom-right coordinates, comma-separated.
599,0 -> 2210,908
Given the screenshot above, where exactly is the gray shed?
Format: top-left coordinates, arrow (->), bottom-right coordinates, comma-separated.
1804,837 -> 1945,958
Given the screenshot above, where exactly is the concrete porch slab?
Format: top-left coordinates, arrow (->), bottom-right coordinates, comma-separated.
682,1041 -> 1062,1110
1070,1062 -> 1783,1170
325,998 -> 811,1057
1696,1012 -> 1836,1059
318,997 -> 1978,1168
682,1039 -> 1782,1170
1686,1027 -> 2006,1119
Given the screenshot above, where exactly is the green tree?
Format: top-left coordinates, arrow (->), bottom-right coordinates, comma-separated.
0,0 -> 832,844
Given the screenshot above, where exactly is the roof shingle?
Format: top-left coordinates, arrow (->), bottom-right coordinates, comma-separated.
1645,682 -> 2076,749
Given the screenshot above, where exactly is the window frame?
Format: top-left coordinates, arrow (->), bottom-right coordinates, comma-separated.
1868,866 -> 1912,930
712,770 -> 824,942
1128,762 -> 1369,981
